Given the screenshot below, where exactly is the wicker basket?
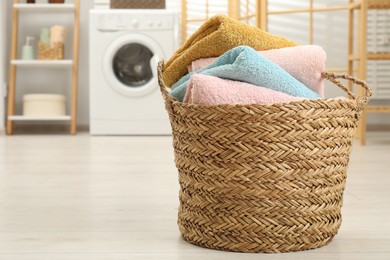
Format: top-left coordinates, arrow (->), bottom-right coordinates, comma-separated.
38,42 -> 64,60
158,61 -> 371,253
110,0 -> 165,9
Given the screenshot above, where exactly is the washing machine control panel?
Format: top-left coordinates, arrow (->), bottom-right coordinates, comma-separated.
97,13 -> 173,31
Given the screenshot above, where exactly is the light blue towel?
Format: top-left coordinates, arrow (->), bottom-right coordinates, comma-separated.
170,46 -> 321,101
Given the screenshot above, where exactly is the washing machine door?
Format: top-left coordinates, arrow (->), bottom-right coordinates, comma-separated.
103,33 -> 164,97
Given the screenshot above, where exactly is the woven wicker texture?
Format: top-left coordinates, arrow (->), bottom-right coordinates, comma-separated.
158,61 -> 371,253
110,0 -> 165,9
38,42 -> 64,60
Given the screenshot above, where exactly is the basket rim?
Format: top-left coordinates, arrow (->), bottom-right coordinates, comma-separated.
167,93 -> 356,110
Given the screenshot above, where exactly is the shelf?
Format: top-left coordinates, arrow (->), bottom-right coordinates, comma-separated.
367,106 -> 390,113
349,53 -> 390,61
368,0 -> 390,9
351,0 -> 390,9
367,52 -> 390,60
11,60 -> 73,68
8,115 -> 72,121
13,3 -> 75,13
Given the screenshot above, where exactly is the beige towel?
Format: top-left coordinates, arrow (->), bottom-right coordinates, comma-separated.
50,25 -> 67,48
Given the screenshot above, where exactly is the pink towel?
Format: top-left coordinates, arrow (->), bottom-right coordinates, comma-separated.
184,74 -> 305,105
187,45 -> 326,97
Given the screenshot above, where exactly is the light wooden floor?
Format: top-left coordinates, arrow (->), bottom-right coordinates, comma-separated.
0,132 -> 389,260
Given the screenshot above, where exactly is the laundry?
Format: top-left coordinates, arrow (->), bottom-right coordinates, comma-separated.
184,74 -> 305,105
188,45 -> 327,97
162,14 -> 297,87
170,46 -> 321,102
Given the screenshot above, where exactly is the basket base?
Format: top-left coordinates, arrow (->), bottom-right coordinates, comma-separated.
178,223 -> 338,253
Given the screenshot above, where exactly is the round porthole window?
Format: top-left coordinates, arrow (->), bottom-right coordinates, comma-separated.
103,34 -> 164,97
112,43 -> 154,88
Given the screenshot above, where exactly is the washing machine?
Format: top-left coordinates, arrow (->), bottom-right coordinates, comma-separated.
89,9 -> 179,135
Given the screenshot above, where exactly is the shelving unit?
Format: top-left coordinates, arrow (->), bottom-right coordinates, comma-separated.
348,0 -> 390,144
6,0 -> 80,135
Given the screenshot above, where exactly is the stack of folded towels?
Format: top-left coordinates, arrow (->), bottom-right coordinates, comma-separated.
163,15 -> 331,105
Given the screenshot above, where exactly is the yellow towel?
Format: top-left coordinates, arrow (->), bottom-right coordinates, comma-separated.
163,14 -> 298,87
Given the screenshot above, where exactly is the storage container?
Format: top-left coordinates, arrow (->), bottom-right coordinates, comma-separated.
157,61 -> 371,253
110,0 -> 165,9
38,42 -> 64,60
23,94 -> 66,116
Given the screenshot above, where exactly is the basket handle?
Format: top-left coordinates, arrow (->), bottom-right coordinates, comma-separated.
157,60 -> 176,118
157,60 -> 171,100
321,72 -> 372,103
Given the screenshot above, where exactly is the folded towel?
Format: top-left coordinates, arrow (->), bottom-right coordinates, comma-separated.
40,28 -> 50,46
184,74 -> 305,105
170,46 -> 321,101
50,25 -> 67,48
163,14 -> 298,87
188,45 -> 326,96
